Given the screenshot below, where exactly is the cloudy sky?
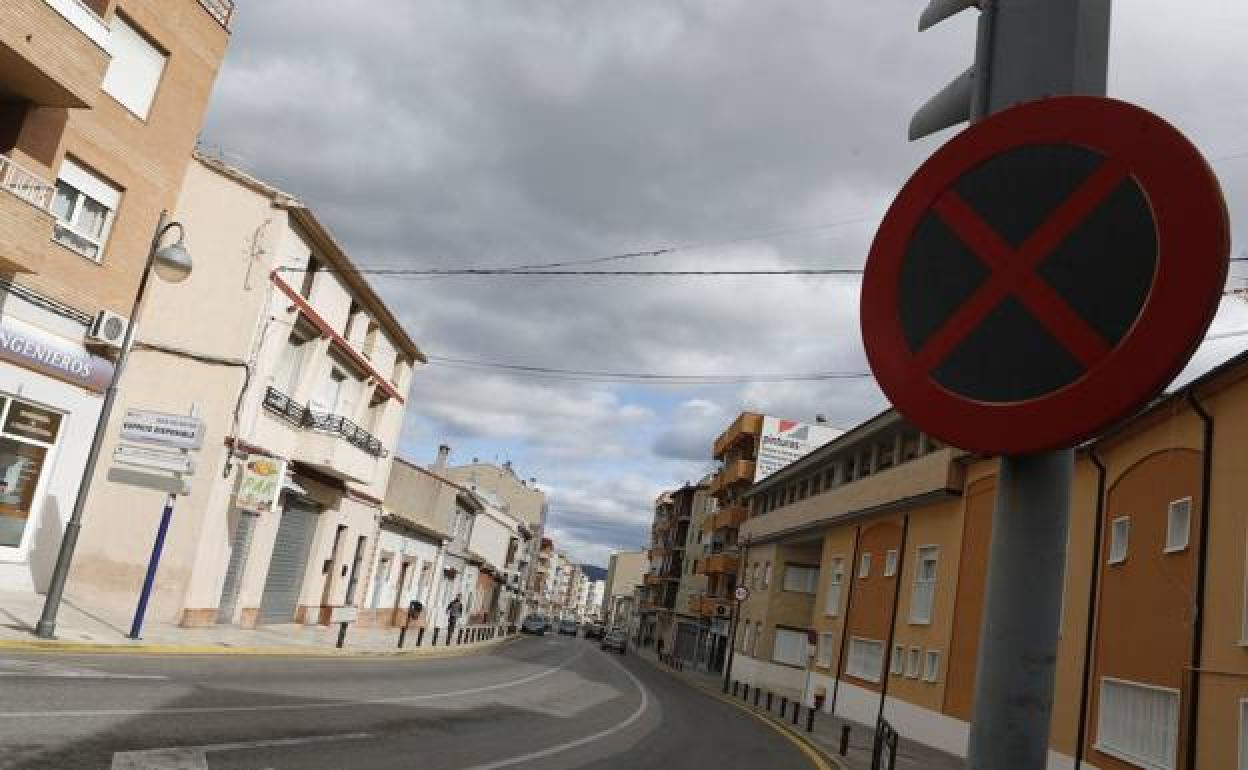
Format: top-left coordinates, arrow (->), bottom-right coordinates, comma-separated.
200,1 -> 1248,567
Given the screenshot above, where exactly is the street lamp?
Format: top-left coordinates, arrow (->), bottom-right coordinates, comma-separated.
34,211 -> 193,639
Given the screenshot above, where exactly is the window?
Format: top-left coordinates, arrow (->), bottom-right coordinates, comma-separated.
1165,498 -> 1191,553
817,632 -> 835,668
797,480 -> 808,500
51,159 -> 120,260
825,557 -> 845,616
752,622 -> 762,656
1095,678 -> 1179,770
906,646 -> 921,679
811,474 -> 823,495
773,627 -> 808,667
891,644 -> 904,675
274,331 -> 310,392
783,564 -> 819,594
0,398 -> 62,551
859,552 -> 872,579
1109,516 -> 1130,565
924,650 -> 941,682
762,562 -> 772,588
751,562 -> 760,588
910,546 -> 939,624
846,637 -> 884,683
884,549 -> 898,577
102,15 -> 167,118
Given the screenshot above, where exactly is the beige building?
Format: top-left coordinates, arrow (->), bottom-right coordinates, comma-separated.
603,548 -> 647,628
441,460 -> 545,531
0,0 -> 230,594
63,154 -> 423,628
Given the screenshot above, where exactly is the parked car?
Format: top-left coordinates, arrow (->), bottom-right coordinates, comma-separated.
584,624 -> 605,640
600,629 -> 627,655
557,619 -> 579,636
521,615 -> 549,635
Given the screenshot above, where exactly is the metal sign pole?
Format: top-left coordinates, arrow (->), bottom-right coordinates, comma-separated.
128,493 -> 177,640
966,2 -> 1110,768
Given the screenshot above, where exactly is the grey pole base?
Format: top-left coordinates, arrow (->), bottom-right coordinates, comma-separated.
967,450 -> 1073,770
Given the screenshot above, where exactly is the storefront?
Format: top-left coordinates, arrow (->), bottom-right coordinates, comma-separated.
0,294 -> 113,594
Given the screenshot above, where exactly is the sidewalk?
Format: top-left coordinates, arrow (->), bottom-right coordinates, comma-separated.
635,646 -> 965,770
0,590 -> 516,656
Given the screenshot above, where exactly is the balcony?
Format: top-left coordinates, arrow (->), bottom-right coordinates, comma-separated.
1,0 -> 111,109
643,573 -> 662,587
704,504 -> 748,534
699,553 -> 738,576
710,460 -> 757,496
197,0 -> 235,29
262,386 -> 386,484
713,412 -> 763,459
0,155 -> 53,274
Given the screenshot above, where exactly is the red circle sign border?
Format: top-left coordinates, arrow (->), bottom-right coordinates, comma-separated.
861,96 -> 1230,455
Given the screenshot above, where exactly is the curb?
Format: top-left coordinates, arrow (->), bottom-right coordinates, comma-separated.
637,653 -> 848,770
0,634 -> 521,659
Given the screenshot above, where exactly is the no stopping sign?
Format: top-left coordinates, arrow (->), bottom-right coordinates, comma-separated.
861,97 -> 1229,454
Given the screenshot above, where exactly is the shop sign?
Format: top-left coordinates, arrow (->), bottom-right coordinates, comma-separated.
237,456 -> 286,514
0,317 -> 113,393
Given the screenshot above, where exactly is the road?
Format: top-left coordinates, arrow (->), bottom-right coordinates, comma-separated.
0,635 -> 817,769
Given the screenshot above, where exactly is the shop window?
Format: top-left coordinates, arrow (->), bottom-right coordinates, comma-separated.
0,398 -> 62,550
1095,678 -> 1179,770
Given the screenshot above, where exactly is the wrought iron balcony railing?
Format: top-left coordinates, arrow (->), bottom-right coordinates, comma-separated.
263,386 -> 386,457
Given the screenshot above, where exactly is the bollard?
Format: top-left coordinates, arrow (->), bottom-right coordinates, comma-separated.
767,692 -> 773,711
742,684 -> 750,702
417,627 -> 426,647
732,681 -> 739,697
335,621 -> 348,649
807,706 -> 816,733
457,628 -> 463,645
397,623 -> 409,649
792,701 -> 800,725
839,725 -> 851,756
780,696 -> 788,714
432,627 -> 441,645
753,688 -> 760,708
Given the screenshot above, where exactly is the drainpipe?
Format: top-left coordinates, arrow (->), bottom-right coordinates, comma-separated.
877,514 -> 910,728
1183,390 -> 1214,770
1074,445 -> 1108,770
830,525 -> 863,716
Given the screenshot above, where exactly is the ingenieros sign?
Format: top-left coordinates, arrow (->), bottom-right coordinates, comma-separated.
0,317 -> 114,393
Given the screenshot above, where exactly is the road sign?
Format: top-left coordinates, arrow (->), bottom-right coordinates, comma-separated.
119,409 -> 204,450
107,467 -> 191,495
113,444 -> 195,475
862,96 -> 1229,454
733,585 -> 750,602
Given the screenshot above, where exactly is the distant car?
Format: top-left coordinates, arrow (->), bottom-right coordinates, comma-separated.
521,615 -> 548,635
600,629 -> 627,655
557,619 -> 579,636
584,624 -> 605,640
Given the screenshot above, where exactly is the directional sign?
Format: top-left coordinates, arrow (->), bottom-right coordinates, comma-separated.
120,409 -> 204,450
862,97 -> 1229,454
113,444 -> 195,474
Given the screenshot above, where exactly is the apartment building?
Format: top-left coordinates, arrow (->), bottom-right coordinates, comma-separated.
667,480 -> 714,666
62,154 -> 423,628
725,349 -> 1248,770
0,0 -> 230,594
603,548 -> 646,628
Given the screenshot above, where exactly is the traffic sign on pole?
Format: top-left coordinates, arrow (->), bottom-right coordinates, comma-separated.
863,96 -> 1229,455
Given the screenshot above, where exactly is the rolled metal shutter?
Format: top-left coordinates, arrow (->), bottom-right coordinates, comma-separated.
258,503 -> 318,624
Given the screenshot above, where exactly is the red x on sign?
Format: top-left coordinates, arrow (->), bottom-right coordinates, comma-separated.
861,97 -> 1228,455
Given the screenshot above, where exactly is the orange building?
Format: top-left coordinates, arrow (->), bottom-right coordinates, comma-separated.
724,349 -> 1248,770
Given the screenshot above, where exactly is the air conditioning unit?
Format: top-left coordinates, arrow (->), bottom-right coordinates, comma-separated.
86,310 -> 129,349
715,605 -> 728,617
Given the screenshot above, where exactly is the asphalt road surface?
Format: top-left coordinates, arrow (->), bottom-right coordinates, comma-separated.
0,635 -> 816,770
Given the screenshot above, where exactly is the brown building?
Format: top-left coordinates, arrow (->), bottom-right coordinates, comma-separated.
0,0 -> 231,594
723,350 -> 1248,770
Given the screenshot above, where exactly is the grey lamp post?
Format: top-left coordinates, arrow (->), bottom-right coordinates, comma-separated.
34,210 -> 193,639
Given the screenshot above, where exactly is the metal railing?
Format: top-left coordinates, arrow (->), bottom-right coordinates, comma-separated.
197,0 -> 235,29
0,155 -> 54,211
263,386 -> 386,457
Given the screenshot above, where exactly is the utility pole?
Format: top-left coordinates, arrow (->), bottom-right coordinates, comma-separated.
913,2 -> 1112,768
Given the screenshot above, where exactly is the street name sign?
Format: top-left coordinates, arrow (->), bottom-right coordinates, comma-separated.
120,409 -> 205,450
861,96 -> 1229,454
113,444 -> 195,475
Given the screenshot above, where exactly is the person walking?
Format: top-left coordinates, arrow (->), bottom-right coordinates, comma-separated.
447,594 -> 464,641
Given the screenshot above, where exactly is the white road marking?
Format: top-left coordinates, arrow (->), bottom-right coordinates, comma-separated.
0,660 -> 167,680
459,649 -> 652,770
0,646 -> 586,719
109,731 -> 371,769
